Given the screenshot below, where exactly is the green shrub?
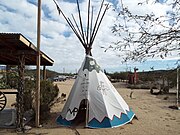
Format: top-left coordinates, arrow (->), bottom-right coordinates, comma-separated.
0,74 -> 11,89
7,72 -> 19,89
40,80 -> 59,119
24,80 -> 36,111
0,80 -> 9,89
23,80 -> 59,120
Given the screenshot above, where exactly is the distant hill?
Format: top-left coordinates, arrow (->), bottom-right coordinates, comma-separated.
138,69 -> 177,85
25,69 -> 60,79
107,68 -> 178,87
25,69 -> 75,79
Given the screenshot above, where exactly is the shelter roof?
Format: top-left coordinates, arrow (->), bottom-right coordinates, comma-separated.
0,33 -> 54,66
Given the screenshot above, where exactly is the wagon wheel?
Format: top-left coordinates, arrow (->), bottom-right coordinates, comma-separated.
0,91 -> 7,111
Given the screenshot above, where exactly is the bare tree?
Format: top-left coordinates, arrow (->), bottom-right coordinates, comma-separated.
110,0 -> 180,62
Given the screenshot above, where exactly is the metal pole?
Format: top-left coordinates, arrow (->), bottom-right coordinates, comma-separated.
36,0 -> 41,127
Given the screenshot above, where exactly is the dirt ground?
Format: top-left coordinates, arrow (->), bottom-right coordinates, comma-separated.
0,79 -> 180,135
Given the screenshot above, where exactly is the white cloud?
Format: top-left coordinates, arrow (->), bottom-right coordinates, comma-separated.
0,0 -> 178,73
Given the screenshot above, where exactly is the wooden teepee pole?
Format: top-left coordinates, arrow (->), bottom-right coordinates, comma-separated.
76,0 -> 86,45
85,99 -> 89,127
86,0 -> 91,45
89,0 -> 104,45
53,0 -> 86,48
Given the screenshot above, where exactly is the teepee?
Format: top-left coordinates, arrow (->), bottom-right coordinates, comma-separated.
54,0 -> 135,128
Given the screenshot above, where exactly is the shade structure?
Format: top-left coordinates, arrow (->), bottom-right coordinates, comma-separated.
0,33 -> 54,66
57,55 -> 135,128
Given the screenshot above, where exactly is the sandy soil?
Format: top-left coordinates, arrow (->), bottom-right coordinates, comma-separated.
0,79 -> 180,135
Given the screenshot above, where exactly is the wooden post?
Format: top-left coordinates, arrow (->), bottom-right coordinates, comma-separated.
43,66 -> 46,80
177,66 -> 179,108
5,65 -> 10,86
36,0 -> 41,127
17,55 -> 25,131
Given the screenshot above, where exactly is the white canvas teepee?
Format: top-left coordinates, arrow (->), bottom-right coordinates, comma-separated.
53,0 -> 135,128
56,55 -> 135,128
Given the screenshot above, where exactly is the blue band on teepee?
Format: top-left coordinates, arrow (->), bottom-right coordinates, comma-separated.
56,109 -> 135,128
88,109 -> 135,128
56,115 -> 72,126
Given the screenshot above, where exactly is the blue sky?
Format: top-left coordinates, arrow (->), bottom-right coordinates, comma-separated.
0,0 -> 179,73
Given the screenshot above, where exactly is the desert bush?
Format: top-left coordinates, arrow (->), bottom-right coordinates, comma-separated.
127,84 -> 150,89
7,71 -> 19,89
0,79 -> 9,89
40,80 -> 59,117
23,80 -> 59,120
24,80 -> 36,111
4,72 -> 18,89
0,73 -> 12,89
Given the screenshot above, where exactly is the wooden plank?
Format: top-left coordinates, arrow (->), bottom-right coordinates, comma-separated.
0,89 -> 18,94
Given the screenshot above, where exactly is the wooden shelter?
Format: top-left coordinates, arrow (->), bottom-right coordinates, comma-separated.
0,33 -> 54,130
0,33 -> 53,66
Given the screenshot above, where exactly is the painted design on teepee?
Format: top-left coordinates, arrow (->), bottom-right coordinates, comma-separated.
97,81 -> 110,95
80,75 -> 89,97
83,56 -> 101,72
88,109 -> 135,128
56,108 -> 135,128
67,107 -> 78,117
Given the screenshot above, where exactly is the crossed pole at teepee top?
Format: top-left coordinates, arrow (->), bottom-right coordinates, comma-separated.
53,0 -> 109,56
